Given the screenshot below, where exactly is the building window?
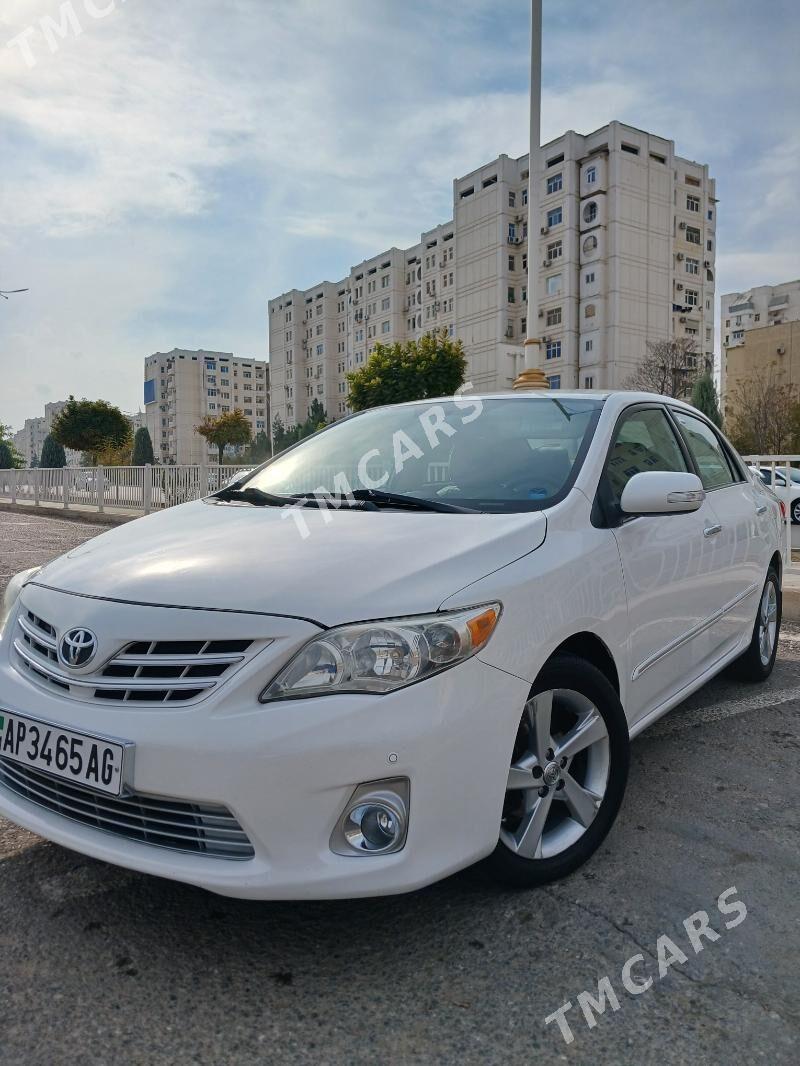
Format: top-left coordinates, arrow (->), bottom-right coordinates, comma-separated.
546,307 -> 562,327
546,274 -> 562,296
548,374 -> 561,389
381,275 -> 389,288
545,341 -> 561,360
508,255 -> 515,271
585,271 -> 595,284
583,202 -> 598,224
686,226 -> 701,245
381,297 -> 390,310
707,208 -> 713,221
522,286 -> 527,303
586,165 -> 597,184
316,344 -> 323,355
585,304 -> 596,318
507,286 -> 515,303
687,195 -> 701,212
732,330 -> 744,340
585,339 -> 593,352
547,207 -> 563,228
583,235 -> 598,255
207,388 -> 217,397
685,289 -> 699,307
547,240 -> 562,261
584,376 -> 594,388
546,173 -> 562,194
508,191 -> 516,208
686,257 -> 699,275
522,188 -> 528,205
381,320 -> 391,333
508,222 -> 516,242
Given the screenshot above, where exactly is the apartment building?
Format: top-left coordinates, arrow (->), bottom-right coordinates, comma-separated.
268,121 -> 715,426
720,280 -> 800,404
143,348 -> 269,464
13,400 -> 81,466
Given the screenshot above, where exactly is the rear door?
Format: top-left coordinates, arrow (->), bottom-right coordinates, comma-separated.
670,409 -> 767,665
598,404 -> 724,725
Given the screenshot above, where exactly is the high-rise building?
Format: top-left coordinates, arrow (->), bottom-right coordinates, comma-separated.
13,400 -> 81,466
720,280 -> 800,405
268,121 -> 716,427
143,348 -> 269,464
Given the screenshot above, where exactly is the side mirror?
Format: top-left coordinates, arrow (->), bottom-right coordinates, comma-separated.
619,471 -> 705,516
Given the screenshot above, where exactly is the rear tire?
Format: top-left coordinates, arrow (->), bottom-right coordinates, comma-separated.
792,501 -> 800,525
486,654 -> 629,889
732,567 -> 781,682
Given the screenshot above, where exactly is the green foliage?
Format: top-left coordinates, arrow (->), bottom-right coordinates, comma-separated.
0,426 -> 23,469
131,426 -> 156,466
271,402 -> 329,455
346,329 -> 467,412
195,409 -> 252,463
30,453 -> 39,469
246,430 -> 271,464
51,396 -> 131,465
40,435 -> 67,468
690,373 -> 722,428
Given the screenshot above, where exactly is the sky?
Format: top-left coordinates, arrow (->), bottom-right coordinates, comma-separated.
1,0 -> 799,431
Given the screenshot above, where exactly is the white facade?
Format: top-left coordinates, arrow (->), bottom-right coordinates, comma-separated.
144,349 -> 269,465
720,280 -> 800,396
13,400 -> 81,466
269,121 -> 716,425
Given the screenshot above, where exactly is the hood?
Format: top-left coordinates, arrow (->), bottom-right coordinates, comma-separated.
33,499 -> 546,626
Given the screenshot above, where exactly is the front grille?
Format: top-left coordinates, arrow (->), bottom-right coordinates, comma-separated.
14,610 -> 257,704
0,758 -> 255,859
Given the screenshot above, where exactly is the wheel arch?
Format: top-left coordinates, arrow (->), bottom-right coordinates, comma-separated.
545,631 -> 621,696
770,549 -> 783,582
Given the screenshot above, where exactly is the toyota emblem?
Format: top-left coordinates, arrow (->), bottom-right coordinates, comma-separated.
59,628 -> 98,669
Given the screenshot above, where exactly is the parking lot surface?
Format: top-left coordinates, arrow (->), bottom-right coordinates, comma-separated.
1,512 -> 798,1065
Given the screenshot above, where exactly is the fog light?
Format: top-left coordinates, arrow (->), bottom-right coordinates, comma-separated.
330,779 -> 409,857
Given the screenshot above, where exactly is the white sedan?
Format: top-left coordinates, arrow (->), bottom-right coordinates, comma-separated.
0,391 -> 782,898
748,465 -> 800,524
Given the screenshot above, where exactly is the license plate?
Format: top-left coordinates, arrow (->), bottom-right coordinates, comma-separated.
0,711 -> 130,797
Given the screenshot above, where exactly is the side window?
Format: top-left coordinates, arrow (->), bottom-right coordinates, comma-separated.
673,411 -> 735,490
604,408 -> 688,503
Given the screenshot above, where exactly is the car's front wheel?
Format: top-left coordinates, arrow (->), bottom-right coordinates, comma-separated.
792,500 -> 800,525
487,654 -> 629,888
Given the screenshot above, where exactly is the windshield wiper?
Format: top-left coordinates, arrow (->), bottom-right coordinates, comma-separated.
213,486 -> 296,507
349,488 -> 478,513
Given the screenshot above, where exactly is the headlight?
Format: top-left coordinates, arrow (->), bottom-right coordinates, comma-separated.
0,567 -> 41,636
260,603 -> 501,703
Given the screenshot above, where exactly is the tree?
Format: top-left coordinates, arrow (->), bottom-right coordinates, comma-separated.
40,435 -> 66,468
29,452 -> 39,469
271,404 -> 329,456
0,426 -> 23,469
195,409 -> 252,463
623,338 -> 700,399
690,373 -> 722,428
131,426 -> 156,466
246,430 -> 271,464
51,396 -> 132,466
726,372 -> 800,455
347,329 -> 466,411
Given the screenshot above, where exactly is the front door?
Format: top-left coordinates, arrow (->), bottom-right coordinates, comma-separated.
600,405 -> 724,726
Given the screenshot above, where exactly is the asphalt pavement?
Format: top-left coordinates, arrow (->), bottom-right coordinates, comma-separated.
0,511 -> 798,1065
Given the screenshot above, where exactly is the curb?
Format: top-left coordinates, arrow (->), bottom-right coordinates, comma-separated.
0,502 -> 137,527
782,584 -> 800,624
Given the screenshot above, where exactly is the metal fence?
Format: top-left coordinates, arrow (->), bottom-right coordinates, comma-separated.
742,455 -> 800,572
0,465 -> 253,516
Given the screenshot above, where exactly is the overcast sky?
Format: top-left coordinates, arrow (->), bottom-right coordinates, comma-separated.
1,0 -> 798,430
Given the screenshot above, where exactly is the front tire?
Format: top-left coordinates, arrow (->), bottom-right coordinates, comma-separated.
732,567 -> 781,682
792,500 -> 800,525
487,654 -> 629,889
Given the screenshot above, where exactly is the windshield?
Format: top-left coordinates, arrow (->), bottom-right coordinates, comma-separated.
243,396 -> 603,512
777,467 -> 800,484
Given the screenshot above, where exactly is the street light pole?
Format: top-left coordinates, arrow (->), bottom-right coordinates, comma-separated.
513,0 -> 549,390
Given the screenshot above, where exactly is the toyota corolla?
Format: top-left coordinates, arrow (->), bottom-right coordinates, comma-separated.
0,392 -> 782,898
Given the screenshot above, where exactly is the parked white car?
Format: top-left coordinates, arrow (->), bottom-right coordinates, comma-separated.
0,392 -> 782,899
748,465 -> 800,523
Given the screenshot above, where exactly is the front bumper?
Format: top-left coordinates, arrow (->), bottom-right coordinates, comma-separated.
0,590 -> 529,899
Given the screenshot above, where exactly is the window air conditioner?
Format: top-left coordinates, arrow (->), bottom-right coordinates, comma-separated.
676,283 -> 684,290
538,310 -> 545,318
540,226 -> 549,235
676,253 -> 684,261
679,221 -> 686,229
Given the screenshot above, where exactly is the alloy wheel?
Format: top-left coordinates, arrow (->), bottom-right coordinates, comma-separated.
500,688 -> 610,861
759,579 -> 778,666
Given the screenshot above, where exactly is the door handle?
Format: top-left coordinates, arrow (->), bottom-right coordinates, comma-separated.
703,523 -> 722,537
756,504 -> 767,515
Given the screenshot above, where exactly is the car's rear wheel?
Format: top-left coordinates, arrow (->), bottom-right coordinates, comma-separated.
487,655 -> 629,888
792,500 -> 800,525
732,567 -> 781,682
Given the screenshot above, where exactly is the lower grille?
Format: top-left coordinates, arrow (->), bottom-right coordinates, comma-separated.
0,758 -> 254,860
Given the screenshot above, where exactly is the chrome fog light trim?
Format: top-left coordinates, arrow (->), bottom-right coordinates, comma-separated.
330,778 -> 409,857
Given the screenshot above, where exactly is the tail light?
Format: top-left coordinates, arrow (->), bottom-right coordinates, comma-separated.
779,500 -> 787,520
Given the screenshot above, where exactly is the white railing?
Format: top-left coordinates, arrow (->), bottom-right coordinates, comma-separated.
742,455 -> 800,573
0,465 -> 253,516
